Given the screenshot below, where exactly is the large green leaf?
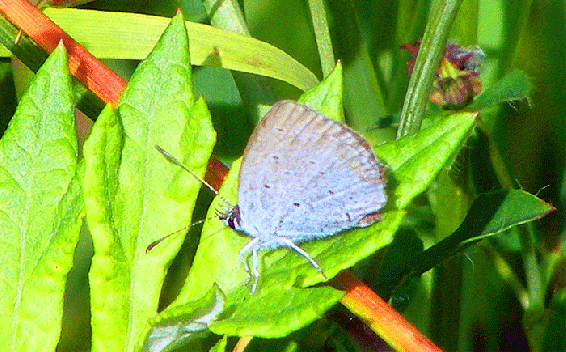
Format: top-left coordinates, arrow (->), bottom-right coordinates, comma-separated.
0,44 -> 83,352
297,62 -> 344,123
82,14 -> 216,351
417,190 -> 553,272
376,111 -> 478,209
83,104 -> 127,351
391,190 -> 554,295
469,70 -> 532,111
35,8 -> 318,91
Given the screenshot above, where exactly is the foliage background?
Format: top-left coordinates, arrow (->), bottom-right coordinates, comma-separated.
0,0 -> 564,351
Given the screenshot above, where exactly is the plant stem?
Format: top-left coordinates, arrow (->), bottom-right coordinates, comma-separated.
201,0 -> 277,123
202,0 -> 250,36
519,224 -> 546,351
306,0 -> 335,77
0,16 -> 46,70
336,271 -> 441,352
397,0 -> 463,139
0,0 -> 125,105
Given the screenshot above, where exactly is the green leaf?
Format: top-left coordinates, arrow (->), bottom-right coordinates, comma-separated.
469,70 -> 532,111
326,1 -> 386,132
376,111 -> 478,209
83,104 -> 128,351
83,14 -> 216,351
41,8 -> 319,91
140,285 -> 225,352
374,229 -> 424,302
157,74 -> 479,339
306,0 -> 335,77
407,190 -> 554,278
298,62 -> 344,123
210,286 -> 341,337
209,336 -> 228,352
0,44 -> 83,351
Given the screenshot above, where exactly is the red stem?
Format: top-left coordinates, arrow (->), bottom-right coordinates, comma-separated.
0,0 -> 125,105
334,271 -> 442,352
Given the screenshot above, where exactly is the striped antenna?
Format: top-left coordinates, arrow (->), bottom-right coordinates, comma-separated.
145,219 -> 205,253
154,145 -> 232,209
146,146 -> 233,253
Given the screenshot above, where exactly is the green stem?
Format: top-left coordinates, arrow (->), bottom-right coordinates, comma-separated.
0,16 -> 47,71
306,0 -> 334,77
397,0 -> 463,139
519,224 -> 546,351
202,0 -> 250,36
201,0 -> 276,121
0,16 -> 103,116
491,246 -> 529,309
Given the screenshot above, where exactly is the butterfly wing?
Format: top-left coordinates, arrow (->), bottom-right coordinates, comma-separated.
236,101 -> 387,243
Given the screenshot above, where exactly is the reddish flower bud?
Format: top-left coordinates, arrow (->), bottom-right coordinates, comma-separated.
401,40 -> 484,109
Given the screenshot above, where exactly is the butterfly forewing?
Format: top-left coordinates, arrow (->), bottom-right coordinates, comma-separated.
236,100 -> 387,243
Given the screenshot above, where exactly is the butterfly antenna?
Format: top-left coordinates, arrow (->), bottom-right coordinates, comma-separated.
155,145 -> 232,210
146,219 -> 206,253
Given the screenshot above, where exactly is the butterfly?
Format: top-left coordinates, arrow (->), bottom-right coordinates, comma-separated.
155,100 -> 387,292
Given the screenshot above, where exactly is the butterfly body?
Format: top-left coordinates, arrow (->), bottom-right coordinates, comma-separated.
219,100 -> 387,292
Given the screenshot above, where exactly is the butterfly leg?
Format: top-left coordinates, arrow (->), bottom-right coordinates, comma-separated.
250,247 -> 260,293
239,237 -> 260,289
273,237 -> 327,279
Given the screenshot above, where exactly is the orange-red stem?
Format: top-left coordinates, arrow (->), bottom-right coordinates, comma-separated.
335,271 -> 441,352
0,0 -> 125,105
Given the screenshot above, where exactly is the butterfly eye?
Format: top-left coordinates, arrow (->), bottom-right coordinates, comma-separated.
224,205 -> 241,230
227,216 -> 236,229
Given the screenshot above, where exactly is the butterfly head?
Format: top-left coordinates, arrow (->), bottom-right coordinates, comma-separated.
217,205 -> 243,232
